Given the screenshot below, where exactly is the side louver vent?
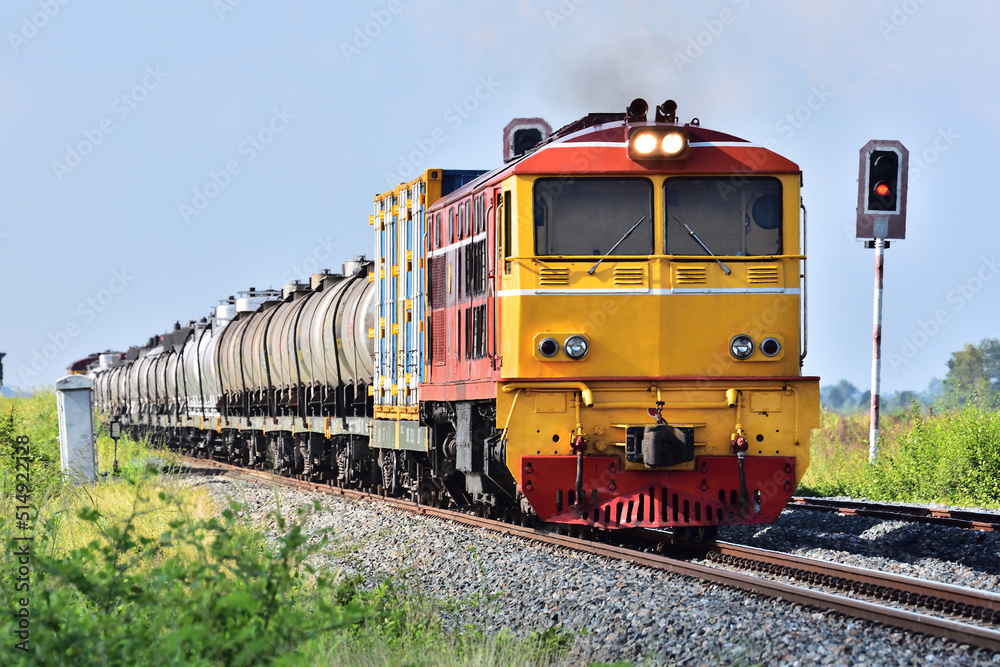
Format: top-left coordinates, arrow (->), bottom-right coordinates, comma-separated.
672,264 -> 708,285
613,266 -> 645,286
747,265 -> 781,284
538,267 -> 570,286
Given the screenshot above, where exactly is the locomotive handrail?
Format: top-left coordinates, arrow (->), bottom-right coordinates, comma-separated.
501,381 -> 594,408
502,254 -> 807,262
597,400 -> 730,410
800,199 -> 808,364
659,254 -> 806,261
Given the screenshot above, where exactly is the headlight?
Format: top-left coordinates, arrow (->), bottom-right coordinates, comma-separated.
538,337 -> 559,358
627,127 -> 689,160
730,335 -> 754,360
760,337 -> 781,357
661,132 -> 685,155
564,335 -> 589,360
633,133 -> 657,155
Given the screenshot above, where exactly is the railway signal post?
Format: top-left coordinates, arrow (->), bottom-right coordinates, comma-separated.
857,140 -> 908,463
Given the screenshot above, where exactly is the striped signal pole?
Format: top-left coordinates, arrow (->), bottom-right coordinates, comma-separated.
857,140 -> 907,464
869,234 -> 885,463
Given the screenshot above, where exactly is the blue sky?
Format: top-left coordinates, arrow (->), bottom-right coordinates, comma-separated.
2,0 -> 998,394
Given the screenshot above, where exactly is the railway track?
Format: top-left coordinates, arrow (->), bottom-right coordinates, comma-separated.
172,455 -> 1000,654
791,496 -> 1000,532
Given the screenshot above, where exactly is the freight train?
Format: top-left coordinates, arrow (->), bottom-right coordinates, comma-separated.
85,98 -> 820,538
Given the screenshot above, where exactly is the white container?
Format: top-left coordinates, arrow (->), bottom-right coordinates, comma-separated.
215,303 -> 237,324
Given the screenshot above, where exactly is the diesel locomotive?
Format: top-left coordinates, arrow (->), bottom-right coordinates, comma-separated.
87,98 -> 820,535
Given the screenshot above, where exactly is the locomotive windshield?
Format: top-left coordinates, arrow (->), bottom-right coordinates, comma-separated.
533,177 -> 653,256
665,177 -> 782,256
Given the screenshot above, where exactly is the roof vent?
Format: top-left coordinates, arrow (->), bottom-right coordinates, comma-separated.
503,117 -> 552,162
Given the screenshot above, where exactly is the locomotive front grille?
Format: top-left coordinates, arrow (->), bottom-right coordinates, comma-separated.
520,455 -> 797,528
570,486 -> 741,526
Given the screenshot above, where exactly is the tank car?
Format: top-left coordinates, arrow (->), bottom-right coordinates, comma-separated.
87,98 -> 819,535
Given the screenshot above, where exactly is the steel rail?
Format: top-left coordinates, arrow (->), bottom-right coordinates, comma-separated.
707,541 -> 1000,616
173,456 -> 1000,653
790,496 -> 1000,532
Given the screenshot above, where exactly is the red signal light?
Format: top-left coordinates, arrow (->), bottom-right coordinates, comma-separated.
875,182 -> 891,196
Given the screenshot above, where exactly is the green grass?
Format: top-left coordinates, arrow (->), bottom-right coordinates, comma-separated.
0,390 -> 170,498
0,392 -> 195,557
801,404 -> 1000,506
0,393 -> 575,666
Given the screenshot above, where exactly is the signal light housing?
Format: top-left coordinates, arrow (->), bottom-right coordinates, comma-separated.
866,149 -> 901,213
627,127 -> 689,160
856,140 -> 908,240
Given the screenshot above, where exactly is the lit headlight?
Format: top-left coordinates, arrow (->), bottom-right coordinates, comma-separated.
564,335 -> 589,360
538,337 -> 559,358
661,132 -> 685,155
627,127 -> 689,160
730,335 -> 754,360
633,133 -> 657,155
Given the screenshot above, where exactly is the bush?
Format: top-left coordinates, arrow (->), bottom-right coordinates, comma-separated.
1,493 -> 364,666
801,405 -> 1000,507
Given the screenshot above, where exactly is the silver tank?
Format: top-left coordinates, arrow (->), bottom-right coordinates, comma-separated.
267,271 -> 375,396
241,301 -> 281,402
109,262 -> 375,417
215,291 -> 281,407
196,304 -> 235,415
126,351 -> 147,414
317,275 -> 375,387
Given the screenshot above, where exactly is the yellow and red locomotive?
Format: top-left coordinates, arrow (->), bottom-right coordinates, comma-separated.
90,98 -> 819,534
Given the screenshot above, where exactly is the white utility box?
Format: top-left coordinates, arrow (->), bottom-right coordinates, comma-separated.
56,374 -> 97,483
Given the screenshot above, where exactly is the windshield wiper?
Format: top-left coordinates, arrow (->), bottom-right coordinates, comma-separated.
671,215 -> 731,275
587,215 -> 646,275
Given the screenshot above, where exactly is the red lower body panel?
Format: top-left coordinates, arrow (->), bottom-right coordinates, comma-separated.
520,455 -> 797,528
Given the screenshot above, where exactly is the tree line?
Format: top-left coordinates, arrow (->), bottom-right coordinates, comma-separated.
821,337 -> 999,412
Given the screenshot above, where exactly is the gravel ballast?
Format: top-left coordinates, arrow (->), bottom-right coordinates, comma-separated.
181,472 -> 1000,666
723,507 -> 1000,594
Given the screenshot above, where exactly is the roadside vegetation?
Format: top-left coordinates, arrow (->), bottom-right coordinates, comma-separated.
0,392 -> 571,666
802,403 -> 1000,507
808,336 -> 1000,506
